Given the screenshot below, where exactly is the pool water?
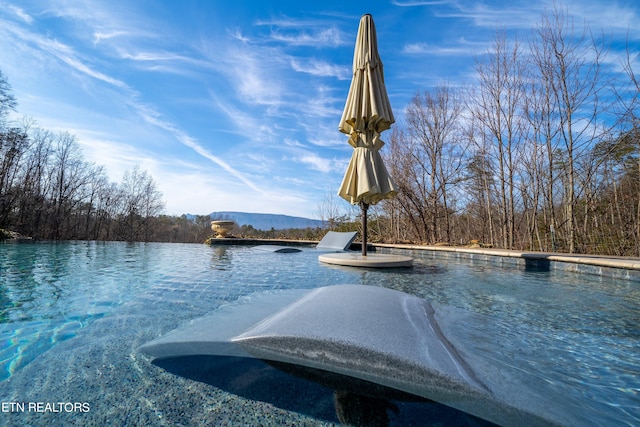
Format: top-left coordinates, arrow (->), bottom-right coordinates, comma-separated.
0,241 -> 638,426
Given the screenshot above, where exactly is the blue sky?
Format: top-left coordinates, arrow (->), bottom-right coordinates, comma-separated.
1,0 -> 638,218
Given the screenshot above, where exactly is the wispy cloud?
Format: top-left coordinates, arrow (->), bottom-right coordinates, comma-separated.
292,153 -> 339,173
303,99 -> 344,121
290,58 -> 350,79
1,18 -> 131,90
2,7 -> 270,198
136,103 -> 266,194
5,4 -> 33,24
40,2 -> 151,35
403,38 -> 488,56
269,27 -> 345,47
117,51 -> 188,62
114,49 -> 215,77
391,0 -> 449,6
434,5 -> 542,30
222,45 -> 285,107
255,15 -> 348,47
60,52 -> 129,89
562,0 -> 640,37
283,138 -> 306,148
210,92 -> 277,143
229,29 -> 250,43
92,30 -> 129,44
308,133 -> 346,148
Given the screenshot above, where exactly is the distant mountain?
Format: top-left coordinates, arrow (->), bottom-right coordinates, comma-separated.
206,211 -> 324,231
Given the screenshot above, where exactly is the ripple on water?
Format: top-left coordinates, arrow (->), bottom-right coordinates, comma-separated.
0,241 -> 638,426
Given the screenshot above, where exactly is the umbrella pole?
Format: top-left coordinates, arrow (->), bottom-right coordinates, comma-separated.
361,202 -> 369,256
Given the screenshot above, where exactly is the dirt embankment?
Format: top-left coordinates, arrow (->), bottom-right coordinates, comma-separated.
0,229 -> 32,240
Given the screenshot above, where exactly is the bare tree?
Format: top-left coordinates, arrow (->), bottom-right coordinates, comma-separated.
405,84 -> 467,243
386,126 -> 431,242
0,72 -> 23,228
118,166 -> 164,241
531,5 -> 606,252
526,20 -> 563,251
0,128 -> 30,227
464,135 -> 498,246
45,132 -> 95,239
611,36 -> 640,255
0,68 -> 177,242
470,31 -> 528,249
79,164 -> 110,239
0,70 -> 17,124
15,126 -> 53,237
317,189 -> 349,230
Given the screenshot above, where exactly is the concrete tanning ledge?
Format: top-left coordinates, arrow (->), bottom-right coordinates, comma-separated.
140,285 -> 579,427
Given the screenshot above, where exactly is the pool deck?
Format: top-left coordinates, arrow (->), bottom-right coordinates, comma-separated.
375,243 -> 640,269
209,238 -> 640,280
375,243 -> 640,281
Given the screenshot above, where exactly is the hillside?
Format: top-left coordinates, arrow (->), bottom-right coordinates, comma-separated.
207,211 -> 324,231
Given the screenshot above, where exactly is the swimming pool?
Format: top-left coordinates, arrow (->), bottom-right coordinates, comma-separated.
0,241 -> 638,426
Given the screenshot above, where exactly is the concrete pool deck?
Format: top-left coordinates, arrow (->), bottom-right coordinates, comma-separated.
374,243 -> 640,281
209,237 -> 640,280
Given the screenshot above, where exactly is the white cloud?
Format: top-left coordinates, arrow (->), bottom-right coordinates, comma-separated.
434,3 -> 543,29
229,29 -> 250,43
403,38 -> 489,56
293,153 -> 340,173
283,138 -> 305,148
1,19 -> 271,200
223,46 -> 284,107
1,19 -> 131,91
92,30 -> 129,44
5,4 -> 33,24
290,58 -> 350,79
562,0 -> 640,38
117,50 -> 189,62
61,54 -> 129,89
133,102 -> 267,195
269,27 -> 345,47
391,0 -> 449,6
211,93 -> 277,143
307,134 -> 346,148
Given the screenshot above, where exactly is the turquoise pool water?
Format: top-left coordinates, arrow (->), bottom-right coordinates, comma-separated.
0,241 -> 638,426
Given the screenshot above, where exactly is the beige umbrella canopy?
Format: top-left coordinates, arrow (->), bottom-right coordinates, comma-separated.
338,14 -> 396,256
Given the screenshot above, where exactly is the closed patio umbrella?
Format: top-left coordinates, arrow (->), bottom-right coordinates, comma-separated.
338,14 -> 396,256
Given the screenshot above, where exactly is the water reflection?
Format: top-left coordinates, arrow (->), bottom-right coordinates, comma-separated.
210,245 -> 233,270
334,391 -> 397,427
154,355 -> 495,426
316,259 -> 447,299
267,360 -> 413,427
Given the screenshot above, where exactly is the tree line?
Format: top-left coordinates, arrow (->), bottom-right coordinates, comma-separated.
0,70 -> 200,242
375,6 -> 640,256
0,73 -> 328,244
0,122 -> 166,241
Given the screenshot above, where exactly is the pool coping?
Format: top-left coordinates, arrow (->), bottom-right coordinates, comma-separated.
374,243 -> 640,281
